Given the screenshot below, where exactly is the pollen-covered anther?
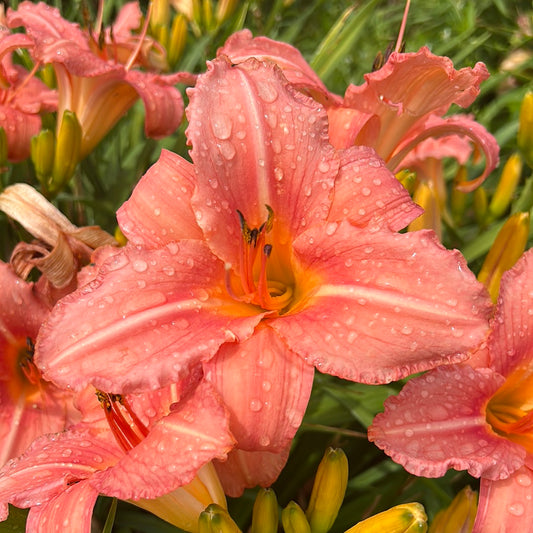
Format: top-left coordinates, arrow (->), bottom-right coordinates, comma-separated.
231,206 -> 293,312
96,390 -> 149,452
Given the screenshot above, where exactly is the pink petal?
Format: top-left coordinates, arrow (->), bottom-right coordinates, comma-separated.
215,447 -> 290,497
26,482 -> 98,533
328,146 -> 422,231
388,115 -> 500,192
117,149 -> 202,246
36,242 -> 262,393
0,105 -> 42,162
91,382 -> 235,500
126,70 -> 186,139
7,2 -> 90,49
272,223 -> 492,384
341,47 -> 489,161
204,324 -> 314,452
218,29 -> 341,107
0,430 -> 121,510
369,366 -> 525,479
327,106 -> 375,150
488,249 -> 533,376
473,467 -> 533,532
187,57 -> 338,267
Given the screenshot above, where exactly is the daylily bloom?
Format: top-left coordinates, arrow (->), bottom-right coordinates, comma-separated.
0,28 -> 57,162
369,248 -> 533,533
327,47 -> 499,193
35,57 -> 491,495
218,31 -> 499,194
0,262 -> 79,468
7,2 -> 194,159
0,379 -> 234,532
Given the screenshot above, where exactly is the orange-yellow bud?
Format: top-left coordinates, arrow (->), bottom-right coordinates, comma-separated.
251,488 -> 279,533
477,212 -> 530,302
429,486 -> 477,533
489,153 -> 523,220
345,503 -> 428,533
281,502 -> 312,533
408,181 -> 442,239
518,91 -> 533,169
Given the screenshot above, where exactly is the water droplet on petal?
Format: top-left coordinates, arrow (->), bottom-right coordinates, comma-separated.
249,399 -> 262,412
508,503 -> 525,517
256,81 -> 278,103
211,114 -> 232,139
132,259 -> 148,273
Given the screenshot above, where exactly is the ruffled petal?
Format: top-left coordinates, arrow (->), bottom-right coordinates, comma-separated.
215,447 -> 290,497
369,366 -> 526,480
36,242 -> 262,393
217,29 -> 341,107
0,429 -> 121,510
473,467 -> 533,532
488,249 -> 533,376
272,223 -> 492,384
91,382 -> 235,500
0,105 -> 42,162
117,149 -> 202,246
204,324 -> 314,452
339,47 -> 489,161
26,481 -> 98,533
328,145 -> 422,231
187,56 -> 338,267
126,69 -> 186,139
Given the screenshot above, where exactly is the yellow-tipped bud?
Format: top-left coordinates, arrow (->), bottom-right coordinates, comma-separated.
345,503 -> 428,533
305,448 -> 348,533
407,181 -> 442,239
477,211 -> 530,302
202,0 -> 214,32
50,110 -> 82,195
251,488 -> 279,533
429,486 -> 478,533
40,63 -> 56,89
282,502 -> 312,533
518,91 -> 533,169
396,169 -> 416,195
151,0 -> 171,29
215,0 -> 238,25
168,13 -> 188,66
198,504 -> 242,533
114,226 -> 128,246
0,126 -> 8,168
489,153 -> 523,220
473,186 -> 488,227
31,129 -> 55,186
451,167 -> 468,224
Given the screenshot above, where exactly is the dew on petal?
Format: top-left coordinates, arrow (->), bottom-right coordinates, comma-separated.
508,503 -> 525,517
249,399 -> 262,412
132,259 -> 148,273
211,113 -> 232,139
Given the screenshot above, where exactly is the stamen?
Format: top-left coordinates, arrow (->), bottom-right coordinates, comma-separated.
124,1 -> 153,71
96,390 -> 148,452
19,337 -> 41,385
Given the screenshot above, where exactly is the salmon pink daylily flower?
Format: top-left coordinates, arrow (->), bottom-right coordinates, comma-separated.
369,249 -> 533,533
0,262 -> 79,468
0,29 -> 57,162
218,31 -> 499,194
0,379 -> 234,532
35,57 -> 491,495
7,2 -> 194,159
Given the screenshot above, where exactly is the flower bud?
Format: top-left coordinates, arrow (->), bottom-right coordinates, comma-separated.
251,488 -> 279,533
216,0 -> 238,25
50,110 -> 82,195
473,186 -> 488,227
168,13 -> 188,66
451,167 -> 468,224
518,91 -> 533,169
345,503 -> 428,533
0,126 -> 7,168
429,486 -> 477,533
305,448 -> 348,533
477,211 -> 530,302
31,129 -> 55,186
407,181 -> 442,239
198,504 -> 242,533
151,0 -> 171,29
281,502 -> 311,533
396,169 -> 416,195
489,153 -> 523,220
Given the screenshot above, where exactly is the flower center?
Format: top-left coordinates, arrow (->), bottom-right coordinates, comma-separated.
4,336 -> 42,403
225,206 -> 295,313
96,391 -> 149,452
485,363 -> 533,454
